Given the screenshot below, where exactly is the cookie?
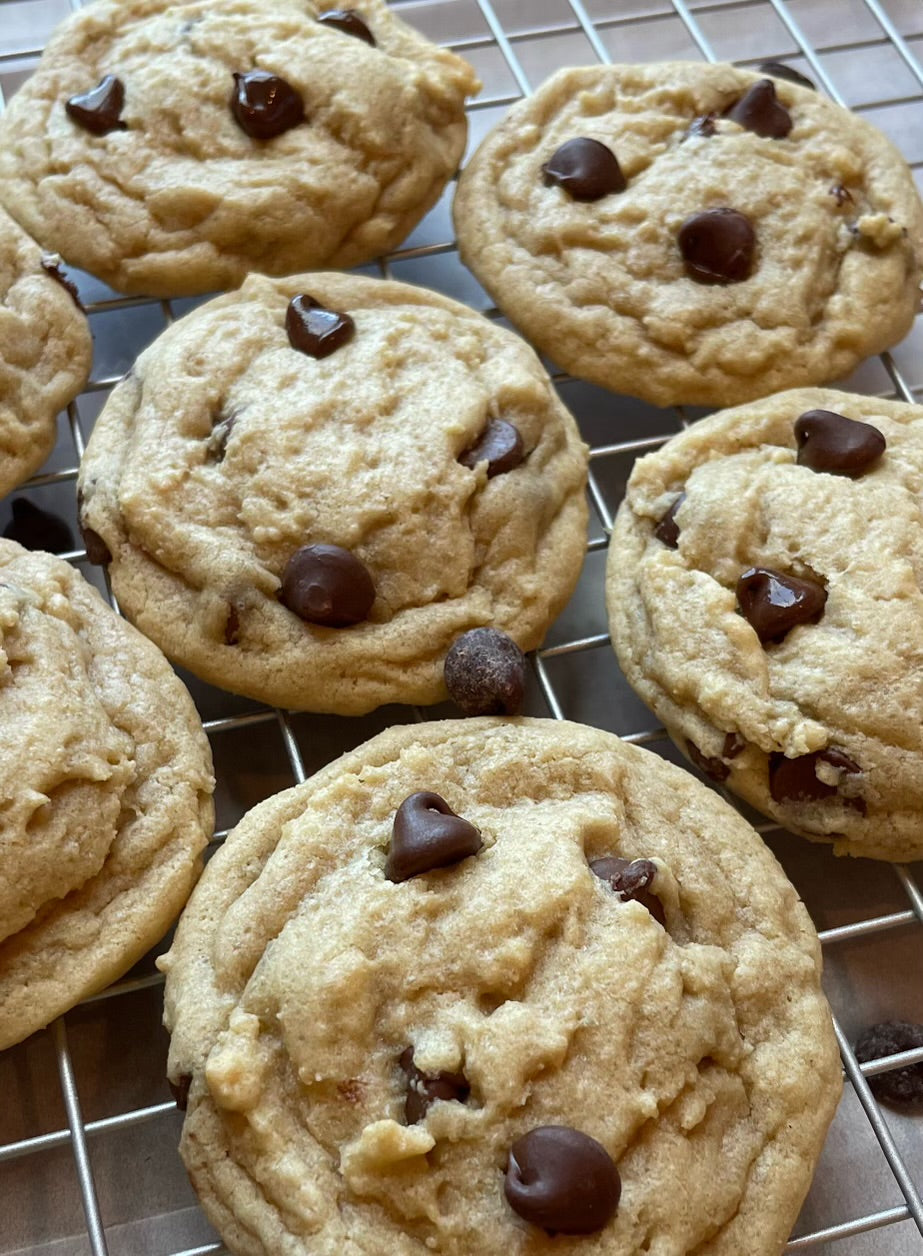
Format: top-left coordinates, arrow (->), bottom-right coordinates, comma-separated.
0,0 -> 479,298
0,539 -> 214,1050
453,62 -> 923,408
77,272 -> 589,715
160,716 -> 841,1256
607,387 -> 923,862
0,209 -> 92,499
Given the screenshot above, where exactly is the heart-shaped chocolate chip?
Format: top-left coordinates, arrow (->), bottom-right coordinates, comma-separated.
459,418 -> 524,478
385,792 -> 482,882
769,747 -> 860,803
654,492 -> 685,548
444,627 -> 526,716
318,9 -> 376,44
541,138 -> 626,201
589,856 -> 666,928
399,1047 -> 469,1123
280,543 -> 374,626
724,79 -> 792,138
736,567 -> 827,643
286,294 -> 355,358
230,70 -> 305,139
505,1126 -> 621,1234
65,75 -> 127,135
679,208 -> 755,284
794,409 -> 885,477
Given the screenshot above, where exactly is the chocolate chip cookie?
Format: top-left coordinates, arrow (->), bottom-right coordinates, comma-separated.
608,387 -> 923,861
0,540 -> 214,1050
161,716 -> 840,1256
77,272 -> 589,714
0,0 -> 479,297
0,209 -> 91,499
453,62 -> 923,408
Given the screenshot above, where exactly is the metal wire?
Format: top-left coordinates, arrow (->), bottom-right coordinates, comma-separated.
1,0 -> 922,1253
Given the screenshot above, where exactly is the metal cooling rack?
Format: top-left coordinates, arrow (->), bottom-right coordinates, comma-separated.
1,0 -> 923,1251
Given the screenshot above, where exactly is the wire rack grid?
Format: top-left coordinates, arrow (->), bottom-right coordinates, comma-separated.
0,0 -> 922,1252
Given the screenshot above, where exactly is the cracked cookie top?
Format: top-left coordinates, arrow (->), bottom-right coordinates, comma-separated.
161,717 -> 840,1256
453,62 -> 923,408
0,540 -> 214,1050
608,387 -> 923,861
0,0 -> 479,297
77,272 -> 589,714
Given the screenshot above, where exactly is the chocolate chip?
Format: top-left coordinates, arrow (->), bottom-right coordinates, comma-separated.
724,79 -> 792,138
385,791 -> 482,883
3,499 -> 73,553
736,567 -> 827,644
444,627 -> 526,716
286,294 -> 355,359
504,1126 -> 621,1234
399,1047 -> 469,1124
769,747 -> 861,804
65,75 -> 127,135
590,856 -> 666,928
80,524 -> 112,566
224,603 -> 240,646
459,419 -> 524,478
794,409 -> 885,477
317,8 -> 375,44
40,253 -> 84,311
679,209 -> 755,284
854,1022 -> 923,1108
279,543 -> 374,626
830,184 -> 854,207
541,138 -> 627,202
722,732 -> 745,759
169,1075 -> 191,1110
230,70 -> 305,140
686,739 -> 730,783
654,493 -> 685,548
758,61 -> 816,92
684,114 -> 717,140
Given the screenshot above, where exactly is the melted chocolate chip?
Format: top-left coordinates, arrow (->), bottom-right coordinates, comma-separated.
758,61 -> 816,92
724,79 -> 792,138
230,70 -> 305,139
854,1022 -> 923,1108
169,1075 -> 191,1110
686,739 -> 730,783
769,747 -> 861,804
830,184 -> 854,207
286,294 -> 355,359
541,138 -> 627,202
279,543 -> 374,626
224,603 -> 241,645
679,209 -> 755,284
459,418 -> 524,478
794,409 -> 885,477
684,114 -> 717,140
65,75 -> 127,135
385,791 -> 482,883
3,499 -> 73,553
505,1126 -> 621,1234
590,856 -> 666,928
722,732 -> 745,759
399,1047 -> 469,1123
444,627 -> 526,716
318,8 -> 376,44
736,567 -> 827,644
80,524 -> 112,566
40,253 -> 84,311
654,493 -> 685,548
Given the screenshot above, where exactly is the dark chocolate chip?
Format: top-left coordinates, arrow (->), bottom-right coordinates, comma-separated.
854,1022 -> 923,1108
722,732 -> 745,759
794,409 -> 885,477
684,113 -> 717,140
654,492 -> 685,548
504,1126 -> 621,1235
40,253 -> 84,311
224,603 -> 240,646
541,138 -> 627,202
724,79 -> 792,138
769,747 -> 861,804
169,1075 -> 191,1110
399,1047 -> 469,1124
459,418 -> 524,478
758,61 -> 816,92
589,856 -> 666,929
385,791 -> 482,883
3,499 -> 73,553
286,294 -> 355,359
679,209 -> 755,284
830,184 -> 854,207
279,543 -> 374,626
317,8 -> 376,44
444,627 -> 526,716
686,739 -> 730,783
80,523 -> 112,566
230,70 -> 305,140
736,567 -> 827,644
65,75 -> 127,135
